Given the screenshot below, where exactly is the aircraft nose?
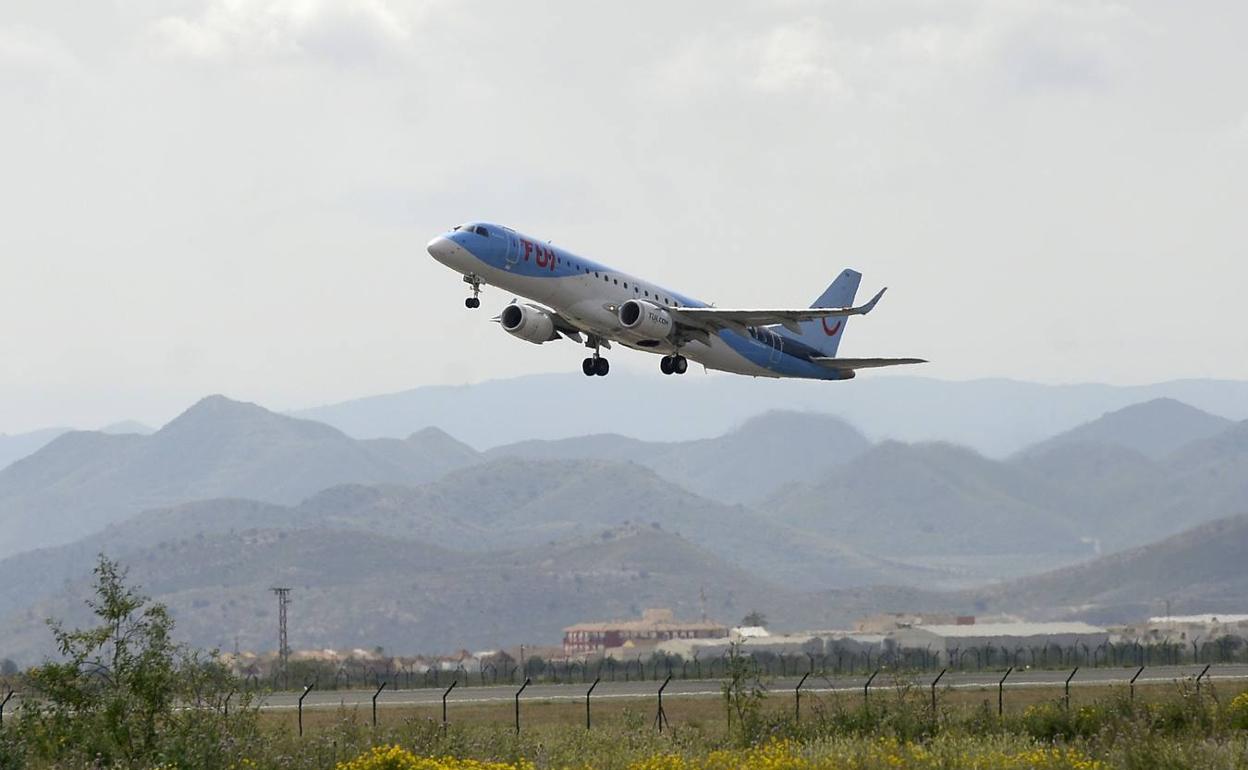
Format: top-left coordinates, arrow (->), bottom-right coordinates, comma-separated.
426,235 -> 454,264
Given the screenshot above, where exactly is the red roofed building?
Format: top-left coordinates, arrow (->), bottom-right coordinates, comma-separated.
562,608 -> 727,655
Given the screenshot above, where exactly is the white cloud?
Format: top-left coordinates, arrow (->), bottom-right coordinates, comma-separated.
646,1 -> 1135,105
148,0 -> 424,63
0,25 -> 78,74
748,20 -> 848,98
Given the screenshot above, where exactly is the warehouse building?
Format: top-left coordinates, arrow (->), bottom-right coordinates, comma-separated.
562,608 -> 727,656
891,622 -> 1109,663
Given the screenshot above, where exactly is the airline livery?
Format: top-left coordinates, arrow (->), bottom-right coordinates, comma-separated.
427,223 -> 925,379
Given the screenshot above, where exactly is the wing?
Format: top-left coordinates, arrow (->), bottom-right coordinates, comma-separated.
810,357 -> 928,370
667,288 -> 887,335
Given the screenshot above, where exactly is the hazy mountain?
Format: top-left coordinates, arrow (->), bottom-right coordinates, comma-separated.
99,420 -> 154,435
0,499 -> 293,619
485,411 -> 870,504
0,526 -> 806,664
762,441 -> 1090,562
1115,420 -> 1248,545
1015,398 -> 1232,461
0,455 -> 932,624
978,512 -> 1248,624
299,457 -> 936,589
1016,418 -> 1248,552
293,374 -> 1248,458
0,396 -> 480,558
0,427 -> 68,471
0,422 -> 155,472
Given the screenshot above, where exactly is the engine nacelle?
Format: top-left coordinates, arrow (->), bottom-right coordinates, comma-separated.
618,300 -> 674,340
500,303 -> 556,344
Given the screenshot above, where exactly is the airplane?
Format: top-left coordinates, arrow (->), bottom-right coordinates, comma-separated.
426,222 -> 925,380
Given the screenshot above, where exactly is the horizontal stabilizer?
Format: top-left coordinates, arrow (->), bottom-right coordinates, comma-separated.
811,357 -> 927,370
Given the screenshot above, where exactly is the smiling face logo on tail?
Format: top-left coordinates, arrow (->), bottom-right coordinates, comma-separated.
821,318 -> 842,336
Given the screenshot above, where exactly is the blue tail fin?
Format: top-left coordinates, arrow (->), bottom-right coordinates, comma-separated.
794,269 -> 861,357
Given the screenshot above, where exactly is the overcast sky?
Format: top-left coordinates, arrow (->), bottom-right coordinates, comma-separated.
1,0 -> 1245,433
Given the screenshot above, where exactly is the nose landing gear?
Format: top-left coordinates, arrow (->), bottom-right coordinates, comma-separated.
660,355 -> 688,375
463,274 -> 483,308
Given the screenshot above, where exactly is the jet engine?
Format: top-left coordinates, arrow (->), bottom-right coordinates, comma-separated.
618,299 -> 674,340
499,303 -> 557,344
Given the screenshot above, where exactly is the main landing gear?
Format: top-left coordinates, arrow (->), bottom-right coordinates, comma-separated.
463,274 -> 483,308
659,354 -> 689,375
582,356 -> 609,377
582,335 -> 610,376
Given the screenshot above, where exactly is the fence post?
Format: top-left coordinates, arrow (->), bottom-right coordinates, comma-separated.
1129,666 -> 1145,702
298,683 -> 314,737
863,669 -> 880,710
515,678 -> 530,734
1195,664 -> 1211,695
442,680 -> 458,732
0,689 -> 14,728
930,668 -> 946,717
795,672 -> 811,723
998,667 -> 1013,717
372,681 -> 387,728
1064,667 -> 1078,710
586,677 -> 600,730
653,675 -> 672,732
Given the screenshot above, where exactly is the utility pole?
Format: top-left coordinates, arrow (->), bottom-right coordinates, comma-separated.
272,587 -> 291,686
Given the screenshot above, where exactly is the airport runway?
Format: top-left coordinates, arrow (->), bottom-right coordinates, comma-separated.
256,664 -> 1248,711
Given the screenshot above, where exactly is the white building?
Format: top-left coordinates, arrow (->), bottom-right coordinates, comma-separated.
891,622 -> 1109,663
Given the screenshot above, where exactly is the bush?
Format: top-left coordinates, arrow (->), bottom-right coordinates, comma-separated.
1228,691 -> 1248,730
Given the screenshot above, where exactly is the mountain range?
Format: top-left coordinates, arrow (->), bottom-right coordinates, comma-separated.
0,396 -> 478,558
1,386 -> 1246,664
293,374 -> 1248,457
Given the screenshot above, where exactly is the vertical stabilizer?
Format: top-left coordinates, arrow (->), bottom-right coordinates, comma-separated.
790,269 -> 861,357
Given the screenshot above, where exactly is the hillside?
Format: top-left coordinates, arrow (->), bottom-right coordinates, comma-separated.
979,512 -> 1248,623
1015,398 -> 1231,460
294,374 -> 1248,458
0,427 -> 69,472
0,455 -> 932,621
486,411 -> 870,504
0,527 -> 805,664
762,441 -> 1089,563
0,396 -> 480,558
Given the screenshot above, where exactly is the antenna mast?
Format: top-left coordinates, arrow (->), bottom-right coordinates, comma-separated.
271,587 -> 291,682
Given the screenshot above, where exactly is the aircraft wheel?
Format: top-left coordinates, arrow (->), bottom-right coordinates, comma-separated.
659,356 -> 674,375
595,357 -> 610,376
673,355 -> 688,375
465,297 -> 480,309
582,358 -> 597,376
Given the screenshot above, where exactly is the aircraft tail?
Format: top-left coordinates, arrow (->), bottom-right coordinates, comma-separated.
792,269 -> 861,357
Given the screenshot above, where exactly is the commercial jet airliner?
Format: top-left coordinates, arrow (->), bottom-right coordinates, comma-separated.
427,222 -> 925,379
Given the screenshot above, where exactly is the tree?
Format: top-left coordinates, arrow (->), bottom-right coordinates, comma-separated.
18,556 -> 246,766
740,611 -> 767,627
0,658 -> 17,676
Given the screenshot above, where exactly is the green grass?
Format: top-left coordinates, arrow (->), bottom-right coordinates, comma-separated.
14,680 -> 1248,769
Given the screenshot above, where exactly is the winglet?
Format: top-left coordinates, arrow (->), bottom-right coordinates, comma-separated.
859,287 -> 887,315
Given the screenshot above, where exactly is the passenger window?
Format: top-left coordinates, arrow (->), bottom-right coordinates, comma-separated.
623,282 -> 628,289
614,279 -> 619,285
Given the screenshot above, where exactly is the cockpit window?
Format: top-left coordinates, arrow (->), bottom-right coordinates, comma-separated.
474,226 -> 489,237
